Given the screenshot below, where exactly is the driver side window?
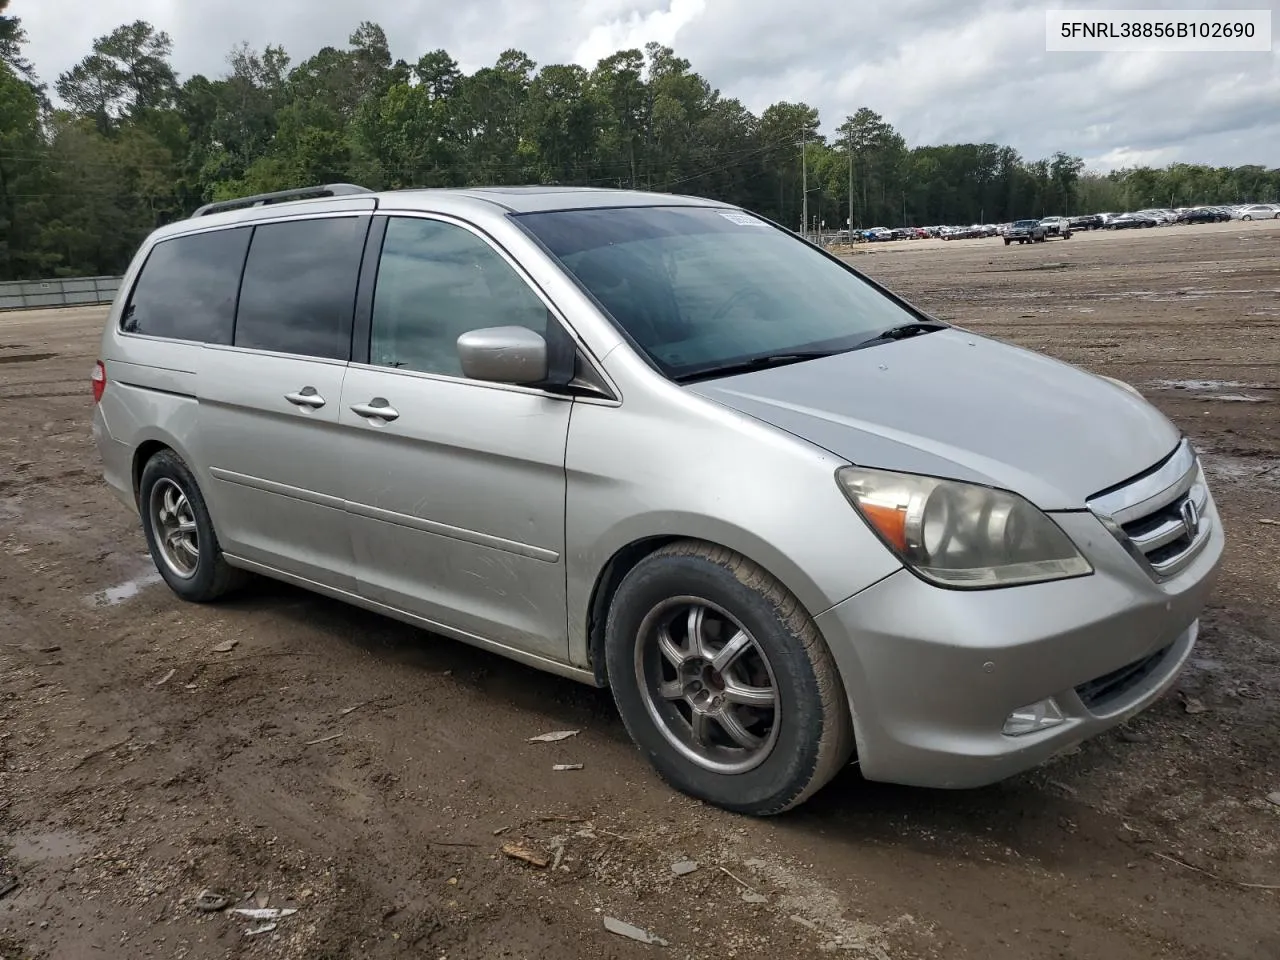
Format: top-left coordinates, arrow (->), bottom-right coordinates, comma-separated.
370,217 -> 549,377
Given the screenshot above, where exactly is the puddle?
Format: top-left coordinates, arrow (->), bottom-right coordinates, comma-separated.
9,830 -> 91,864
89,569 -> 164,606
1148,379 -> 1269,403
1151,379 -> 1250,391
1200,452 -> 1280,485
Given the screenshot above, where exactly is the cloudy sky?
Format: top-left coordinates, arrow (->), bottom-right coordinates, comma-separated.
13,0 -> 1279,171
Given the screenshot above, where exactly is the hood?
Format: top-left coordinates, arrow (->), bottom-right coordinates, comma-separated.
687,329 -> 1180,510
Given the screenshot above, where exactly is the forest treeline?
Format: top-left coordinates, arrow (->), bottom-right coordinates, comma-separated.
1,6 -> 1277,280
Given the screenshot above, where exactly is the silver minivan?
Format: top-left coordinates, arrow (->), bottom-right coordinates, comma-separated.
92,184 -> 1224,814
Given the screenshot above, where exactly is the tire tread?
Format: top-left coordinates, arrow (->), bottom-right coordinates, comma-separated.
643,539 -> 854,814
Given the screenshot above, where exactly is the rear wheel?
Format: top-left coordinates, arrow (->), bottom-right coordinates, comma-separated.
605,541 -> 853,815
139,449 -> 245,603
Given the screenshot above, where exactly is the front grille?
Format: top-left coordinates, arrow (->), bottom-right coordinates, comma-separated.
1076,644 -> 1172,710
1121,485 -> 1206,569
1087,441 -> 1212,581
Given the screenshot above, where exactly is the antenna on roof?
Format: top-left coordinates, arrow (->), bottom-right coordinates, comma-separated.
190,183 -> 373,218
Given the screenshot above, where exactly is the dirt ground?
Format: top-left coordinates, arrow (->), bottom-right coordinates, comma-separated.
1,218 -> 1277,960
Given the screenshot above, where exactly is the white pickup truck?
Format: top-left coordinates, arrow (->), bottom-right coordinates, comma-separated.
1039,216 -> 1074,239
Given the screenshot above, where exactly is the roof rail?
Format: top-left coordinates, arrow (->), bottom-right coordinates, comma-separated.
190,183 -> 374,218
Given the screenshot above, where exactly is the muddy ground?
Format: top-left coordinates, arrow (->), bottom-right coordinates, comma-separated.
1,218 -> 1277,960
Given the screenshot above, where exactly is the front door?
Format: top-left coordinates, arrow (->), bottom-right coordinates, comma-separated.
337,215 -> 572,659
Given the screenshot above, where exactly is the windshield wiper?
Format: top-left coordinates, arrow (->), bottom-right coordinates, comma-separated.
674,350 -> 841,383
855,320 -> 946,347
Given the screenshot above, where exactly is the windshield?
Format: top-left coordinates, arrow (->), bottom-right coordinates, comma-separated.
515,206 -> 924,381
1013,220 -> 1039,227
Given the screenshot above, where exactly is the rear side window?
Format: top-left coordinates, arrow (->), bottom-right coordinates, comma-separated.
122,228 -> 250,343
234,217 -> 366,360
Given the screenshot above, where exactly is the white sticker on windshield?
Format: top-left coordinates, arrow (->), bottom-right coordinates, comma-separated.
718,211 -> 763,226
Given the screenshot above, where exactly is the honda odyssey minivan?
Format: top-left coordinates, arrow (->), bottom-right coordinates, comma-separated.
91,183 -> 1224,814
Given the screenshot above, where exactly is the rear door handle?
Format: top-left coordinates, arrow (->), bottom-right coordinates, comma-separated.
285,387 -> 326,408
350,399 -> 400,422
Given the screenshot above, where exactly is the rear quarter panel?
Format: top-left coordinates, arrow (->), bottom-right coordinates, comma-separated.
95,239 -> 207,523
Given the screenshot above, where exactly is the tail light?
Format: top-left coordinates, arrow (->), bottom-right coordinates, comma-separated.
92,360 -> 106,403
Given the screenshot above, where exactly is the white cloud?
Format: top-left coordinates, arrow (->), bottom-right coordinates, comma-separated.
12,0 -> 1280,167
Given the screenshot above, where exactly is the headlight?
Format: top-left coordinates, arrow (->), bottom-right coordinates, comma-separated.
836,467 -> 1093,588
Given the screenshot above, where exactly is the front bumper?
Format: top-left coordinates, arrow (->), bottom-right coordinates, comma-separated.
814,497 -> 1224,789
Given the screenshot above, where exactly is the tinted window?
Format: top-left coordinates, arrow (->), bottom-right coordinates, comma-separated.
369,217 -> 548,377
122,228 -> 250,343
516,206 -> 919,381
234,217 -> 365,360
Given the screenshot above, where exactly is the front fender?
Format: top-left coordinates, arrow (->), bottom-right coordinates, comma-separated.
563,388 -> 903,670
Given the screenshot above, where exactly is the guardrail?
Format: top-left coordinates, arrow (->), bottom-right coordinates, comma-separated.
0,275 -> 122,312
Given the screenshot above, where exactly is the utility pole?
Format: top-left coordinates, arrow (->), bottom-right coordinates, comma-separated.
847,127 -> 854,234
801,133 -> 808,240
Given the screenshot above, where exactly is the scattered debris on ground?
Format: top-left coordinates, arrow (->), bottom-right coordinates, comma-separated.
603,916 -> 669,946
528,729 -> 580,743
501,843 -> 549,868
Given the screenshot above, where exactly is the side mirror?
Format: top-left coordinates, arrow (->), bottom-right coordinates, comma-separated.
457,326 -> 549,385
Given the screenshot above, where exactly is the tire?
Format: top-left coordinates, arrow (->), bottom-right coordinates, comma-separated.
1242,215 -> 1252,221
604,540 -> 854,816
138,449 -> 246,603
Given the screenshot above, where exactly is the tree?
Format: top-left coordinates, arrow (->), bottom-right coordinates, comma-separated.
0,0 -> 39,91
527,64 -> 597,183
0,65 -> 53,277
55,21 -> 176,132
7,18 -> 1278,282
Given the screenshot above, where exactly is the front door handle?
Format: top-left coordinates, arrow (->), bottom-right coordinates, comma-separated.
350,399 -> 400,422
285,387 -> 326,408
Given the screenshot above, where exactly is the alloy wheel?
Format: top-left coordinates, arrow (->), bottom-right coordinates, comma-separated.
634,597 -> 780,774
150,478 -> 199,579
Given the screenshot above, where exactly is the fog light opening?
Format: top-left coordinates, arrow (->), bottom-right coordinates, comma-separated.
1003,697 -> 1066,736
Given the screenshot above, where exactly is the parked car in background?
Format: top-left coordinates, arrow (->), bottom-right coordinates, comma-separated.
1068,214 -> 1105,231
1106,213 -> 1159,230
1004,219 -> 1047,244
945,224 -> 988,240
1177,207 -> 1231,224
1039,217 -> 1074,239
1235,204 -> 1279,220
93,181 -> 1224,815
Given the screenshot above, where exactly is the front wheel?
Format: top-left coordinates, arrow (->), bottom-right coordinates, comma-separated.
1242,215 -> 1252,221
605,541 -> 854,815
